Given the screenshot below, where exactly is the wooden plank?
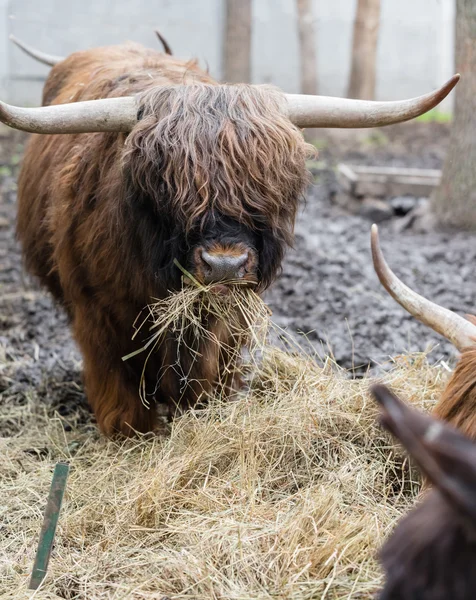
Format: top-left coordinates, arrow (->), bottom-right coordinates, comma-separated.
337,163 -> 442,198
337,164 -> 358,194
355,177 -> 440,197
355,180 -> 387,196
349,165 -> 441,178
386,176 -> 441,197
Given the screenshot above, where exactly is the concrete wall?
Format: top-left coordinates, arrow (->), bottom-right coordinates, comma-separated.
3,0 -> 456,109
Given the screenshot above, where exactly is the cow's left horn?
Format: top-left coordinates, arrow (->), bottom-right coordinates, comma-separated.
371,224 -> 476,352
0,96 -> 137,134
10,35 -> 64,67
285,74 -> 460,128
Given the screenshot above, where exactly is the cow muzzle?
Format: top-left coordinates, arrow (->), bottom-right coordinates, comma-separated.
192,244 -> 258,287
200,250 -> 249,283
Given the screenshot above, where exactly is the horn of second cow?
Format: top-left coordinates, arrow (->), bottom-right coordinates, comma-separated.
370,224 -> 476,352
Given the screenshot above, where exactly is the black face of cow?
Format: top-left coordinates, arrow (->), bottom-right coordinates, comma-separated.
124,193 -> 287,295
125,85 -> 312,297
145,212 -> 287,295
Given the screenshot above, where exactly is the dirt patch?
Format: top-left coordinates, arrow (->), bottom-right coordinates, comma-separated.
0,129 -> 88,436
266,122 -> 476,370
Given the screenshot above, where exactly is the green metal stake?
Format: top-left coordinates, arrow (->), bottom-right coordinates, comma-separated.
29,461 -> 70,590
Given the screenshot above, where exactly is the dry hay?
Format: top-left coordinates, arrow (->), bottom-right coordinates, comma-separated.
0,288 -> 450,600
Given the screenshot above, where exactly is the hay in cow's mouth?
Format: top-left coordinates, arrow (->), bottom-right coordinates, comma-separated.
123,260 -> 271,406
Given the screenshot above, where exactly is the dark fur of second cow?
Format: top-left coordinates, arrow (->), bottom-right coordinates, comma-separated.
2,37 -> 458,436
371,384 -> 476,600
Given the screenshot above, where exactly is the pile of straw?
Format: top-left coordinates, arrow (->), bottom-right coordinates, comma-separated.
0,288 -> 449,599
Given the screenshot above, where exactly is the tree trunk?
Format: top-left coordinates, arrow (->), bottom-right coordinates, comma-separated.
431,0 -> 476,229
296,0 -> 318,95
347,0 -> 381,100
223,0 -> 252,83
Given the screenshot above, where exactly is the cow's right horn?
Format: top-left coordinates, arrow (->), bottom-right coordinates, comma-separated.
371,224 -> 476,352
10,35 -> 64,67
0,96 -> 138,134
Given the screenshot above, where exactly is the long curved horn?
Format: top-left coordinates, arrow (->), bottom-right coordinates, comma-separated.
154,29 -> 172,55
285,74 -> 460,128
371,224 -> 476,352
9,34 -> 64,67
0,74 -> 460,135
0,96 -> 137,134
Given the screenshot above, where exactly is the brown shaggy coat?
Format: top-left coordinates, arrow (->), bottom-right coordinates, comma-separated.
434,318 -> 476,439
17,43 -> 312,435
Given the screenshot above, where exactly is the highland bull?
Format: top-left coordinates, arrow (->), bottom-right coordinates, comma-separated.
1,37 -> 459,436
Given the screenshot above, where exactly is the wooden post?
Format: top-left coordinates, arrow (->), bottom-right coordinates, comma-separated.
431,0 -> 476,229
347,0 -> 381,100
296,0 -> 318,95
223,0 -> 252,83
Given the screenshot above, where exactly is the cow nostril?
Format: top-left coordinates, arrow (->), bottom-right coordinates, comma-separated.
200,250 -> 249,282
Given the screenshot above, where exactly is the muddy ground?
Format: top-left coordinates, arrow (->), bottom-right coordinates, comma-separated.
267,122 -> 476,369
1,122 -> 475,425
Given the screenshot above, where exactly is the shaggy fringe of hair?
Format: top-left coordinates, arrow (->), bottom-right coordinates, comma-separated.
124,84 -> 315,243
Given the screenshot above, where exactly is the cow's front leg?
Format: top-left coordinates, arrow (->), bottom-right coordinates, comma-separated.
84,356 -> 156,436
73,310 -> 156,436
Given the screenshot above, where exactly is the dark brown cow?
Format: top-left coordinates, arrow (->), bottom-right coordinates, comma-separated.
0,38 -> 459,436
371,225 -> 476,439
371,384 -> 476,600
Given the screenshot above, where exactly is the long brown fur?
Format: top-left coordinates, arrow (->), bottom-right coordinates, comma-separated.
16,43 -> 312,436
127,83 -> 307,240
434,346 -> 476,439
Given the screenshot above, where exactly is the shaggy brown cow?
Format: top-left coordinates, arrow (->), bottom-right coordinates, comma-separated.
0,39 -> 459,436
371,384 -> 476,600
371,225 -> 476,439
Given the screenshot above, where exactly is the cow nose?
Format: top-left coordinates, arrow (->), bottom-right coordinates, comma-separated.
200,250 -> 249,283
